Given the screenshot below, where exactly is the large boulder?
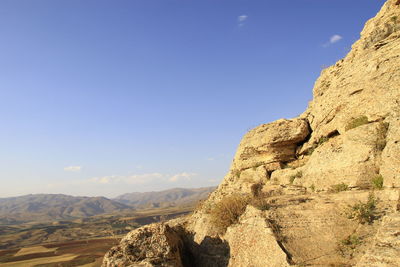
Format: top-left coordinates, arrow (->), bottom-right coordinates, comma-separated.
224,206 -> 290,267
102,224 -> 184,267
232,118 -> 310,171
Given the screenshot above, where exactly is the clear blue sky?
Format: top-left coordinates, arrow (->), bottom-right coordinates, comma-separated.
0,0 -> 384,198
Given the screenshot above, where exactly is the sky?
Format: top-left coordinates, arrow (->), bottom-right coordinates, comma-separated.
0,0 -> 385,198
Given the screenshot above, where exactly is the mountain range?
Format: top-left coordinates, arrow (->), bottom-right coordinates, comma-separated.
0,186 -> 215,224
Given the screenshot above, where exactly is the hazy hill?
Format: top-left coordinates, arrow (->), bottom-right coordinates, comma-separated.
113,187 -> 216,208
0,194 -> 132,223
0,187 -> 216,224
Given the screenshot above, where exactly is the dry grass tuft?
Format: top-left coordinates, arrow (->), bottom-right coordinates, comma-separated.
209,194 -> 249,234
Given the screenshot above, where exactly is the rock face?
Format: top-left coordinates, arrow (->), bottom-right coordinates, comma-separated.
224,206 -> 290,267
102,224 -> 184,267
232,118 -> 310,171
103,1 -> 400,266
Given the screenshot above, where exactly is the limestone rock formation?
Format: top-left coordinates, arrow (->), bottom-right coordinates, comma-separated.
102,224 -> 184,267
103,1 -> 400,266
232,118 -> 310,171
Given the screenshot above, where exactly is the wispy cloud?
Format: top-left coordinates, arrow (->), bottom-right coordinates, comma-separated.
87,172 -> 197,185
64,166 -> 82,172
330,34 -> 343,43
238,15 -> 248,27
323,34 -> 343,47
89,173 -> 164,185
168,172 -> 197,182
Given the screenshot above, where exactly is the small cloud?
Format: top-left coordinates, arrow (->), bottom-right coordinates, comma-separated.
238,15 -> 248,27
238,15 -> 248,22
168,172 -> 197,183
323,34 -> 343,47
330,34 -> 343,43
64,166 -> 82,172
206,157 -> 215,161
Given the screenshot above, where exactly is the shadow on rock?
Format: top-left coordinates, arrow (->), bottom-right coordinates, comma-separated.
179,228 -> 230,267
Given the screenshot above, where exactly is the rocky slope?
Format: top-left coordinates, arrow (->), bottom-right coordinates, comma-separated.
102,1 -> 400,266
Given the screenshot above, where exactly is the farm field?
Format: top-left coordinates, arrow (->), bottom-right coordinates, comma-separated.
0,239 -> 117,267
0,205 -> 193,266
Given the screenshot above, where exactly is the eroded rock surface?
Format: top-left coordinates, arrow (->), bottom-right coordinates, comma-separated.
224,206 -> 290,267
232,118 -> 309,171
102,224 -> 184,267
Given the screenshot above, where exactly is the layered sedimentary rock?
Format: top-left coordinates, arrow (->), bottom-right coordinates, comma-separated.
103,1 -> 400,266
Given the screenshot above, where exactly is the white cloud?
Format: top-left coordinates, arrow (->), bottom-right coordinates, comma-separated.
238,15 -> 248,22
330,34 -> 343,43
87,172 -> 197,185
89,173 -> 164,185
64,166 -> 82,172
238,15 -> 248,27
168,172 -> 197,183
323,34 -> 343,47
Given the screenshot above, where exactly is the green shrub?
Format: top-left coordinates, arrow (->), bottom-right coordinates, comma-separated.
306,146 -> 315,156
330,183 -> 349,193
209,194 -> 249,234
233,170 -> 241,179
310,184 -> 316,192
371,175 -> 384,190
338,234 -> 361,257
347,194 -> 377,224
345,116 -> 369,131
306,136 -> 329,156
317,136 -> 329,146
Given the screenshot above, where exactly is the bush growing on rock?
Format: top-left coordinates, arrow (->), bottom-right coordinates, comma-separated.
371,175 -> 384,189
337,234 -> 362,258
347,193 -> 377,224
329,183 -> 349,193
209,194 -> 249,234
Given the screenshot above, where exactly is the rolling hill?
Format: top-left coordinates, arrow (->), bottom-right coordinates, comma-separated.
0,194 -> 132,223
113,187 -> 216,209
0,187 -> 216,224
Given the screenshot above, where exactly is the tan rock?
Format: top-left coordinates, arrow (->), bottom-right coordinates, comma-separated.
232,118 -> 309,171
300,123 -> 383,190
381,117 -> 400,188
224,206 -> 290,267
270,168 -> 304,186
102,224 -> 184,267
356,213 -> 400,267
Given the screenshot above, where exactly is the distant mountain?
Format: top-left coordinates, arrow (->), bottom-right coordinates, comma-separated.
0,187 -> 216,224
113,187 -> 216,209
0,194 -> 132,223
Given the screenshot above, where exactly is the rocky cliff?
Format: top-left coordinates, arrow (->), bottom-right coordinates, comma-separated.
102,1 -> 400,266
